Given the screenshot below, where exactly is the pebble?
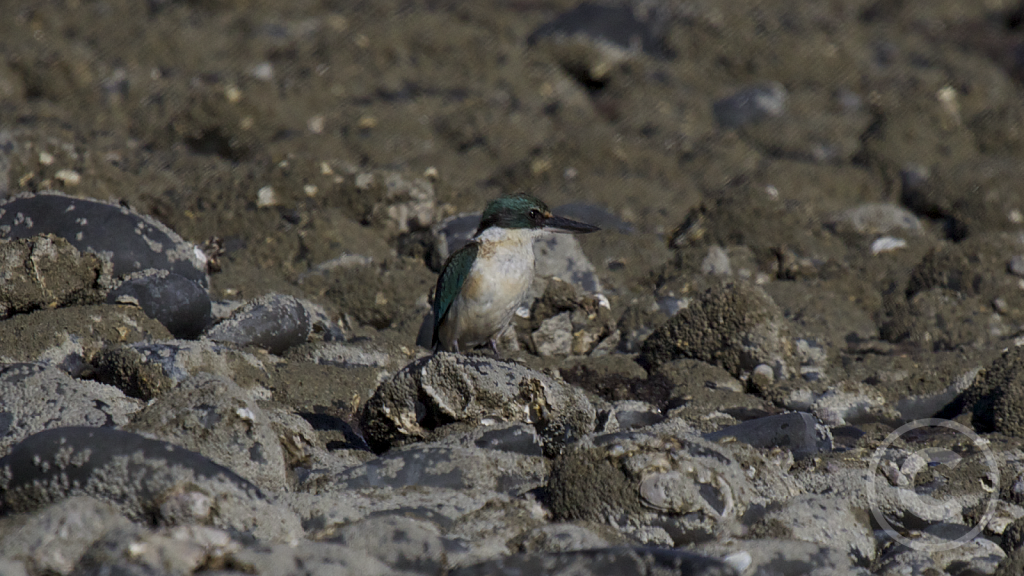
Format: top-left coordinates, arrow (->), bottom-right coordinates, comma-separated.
713,82 -> 788,129
527,2 -> 669,57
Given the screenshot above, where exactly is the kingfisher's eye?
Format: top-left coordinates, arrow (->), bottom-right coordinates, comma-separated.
529,209 -> 541,220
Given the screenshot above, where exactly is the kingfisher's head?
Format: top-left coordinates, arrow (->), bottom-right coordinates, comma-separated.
475,195 -> 600,236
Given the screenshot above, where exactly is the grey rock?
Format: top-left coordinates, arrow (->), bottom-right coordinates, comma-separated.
829,203 -> 923,236
204,293 -> 312,355
0,304 -> 171,373
703,412 -> 831,461
361,353 -> 596,455
875,532 -> 1005,575
713,82 -> 787,129
0,426 -> 301,542
450,546 -> 739,576
330,442 -> 548,496
699,539 -> 871,576
527,2 -> 670,58
0,234 -> 111,319
0,363 -> 141,455
534,312 -> 574,357
91,339 -> 271,401
751,493 -> 874,561
700,245 -> 732,276
0,191 -> 209,288
0,559 -> 28,576
107,269 -> 211,339
327,515 -> 447,573
286,340 -> 396,369
526,277 -> 615,356
226,540 -> 411,576
433,421 -> 545,457
1009,254 -> 1024,278
595,400 -> 664,434
516,522 -> 619,554
125,373 -> 288,492
547,418 -> 754,545
533,233 -> 602,294
0,496 -> 132,575
75,524 -> 239,576
638,280 -> 795,382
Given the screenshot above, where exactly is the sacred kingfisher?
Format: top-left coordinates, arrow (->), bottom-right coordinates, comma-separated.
431,195 -> 600,354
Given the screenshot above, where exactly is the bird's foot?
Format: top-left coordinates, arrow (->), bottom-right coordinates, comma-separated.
487,339 -> 501,359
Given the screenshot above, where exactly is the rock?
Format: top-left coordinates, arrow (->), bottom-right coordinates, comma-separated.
703,412 -> 831,461
874,531 -> 1005,575
0,427 -> 301,542
450,546 -> 739,576
528,2 -> 669,57
0,191 -> 209,288
829,203 -> 923,236
698,539 -> 871,576
91,339 -> 271,401
107,269 -> 211,339
547,418 -> 755,545
0,304 -> 171,372
0,496 -> 133,575
900,158 -> 1024,239
223,540 -> 403,576
533,312 -> 574,356
125,373 -> 289,492
749,494 -> 874,560
204,293 -> 312,354
75,524 -> 240,576
330,439 -> 548,497
637,280 -> 795,382
962,347 -> 1024,436
0,363 -> 140,455
361,353 -> 596,455
533,233 -> 603,294
516,523 -> 620,553
595,400 -> 665,434
525,277 -> 614,357
713,82 -> 788,129
0,234 -> 110,318
326,515 -> 447,573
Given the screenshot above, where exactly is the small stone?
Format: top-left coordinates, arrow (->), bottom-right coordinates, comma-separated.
256,186 -> 278,207
54,168 -> 81,186
713,82 -> 787,128
871,236 -> 907,255
307,115 -> 325,134
249,61 -> 274,81
701,245 -> 732,276
1008,255 -> 1024,278
751,364 -> 775,388
534,312 -> 574,357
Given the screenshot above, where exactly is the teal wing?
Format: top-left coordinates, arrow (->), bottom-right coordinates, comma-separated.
432,242 -> 479,348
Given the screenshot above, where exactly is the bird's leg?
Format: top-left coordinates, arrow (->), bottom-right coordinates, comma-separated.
488,338 -> 501,359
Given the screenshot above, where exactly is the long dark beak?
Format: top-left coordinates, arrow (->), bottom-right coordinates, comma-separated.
543,215 -> 600,234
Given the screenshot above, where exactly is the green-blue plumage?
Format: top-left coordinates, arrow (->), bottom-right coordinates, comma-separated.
431,241 -> 479,349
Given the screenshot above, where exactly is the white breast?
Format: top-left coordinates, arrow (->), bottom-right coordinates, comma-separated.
444,228 -> 539,350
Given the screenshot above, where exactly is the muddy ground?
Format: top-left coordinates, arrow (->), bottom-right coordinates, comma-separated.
5,0 -> 1024,574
